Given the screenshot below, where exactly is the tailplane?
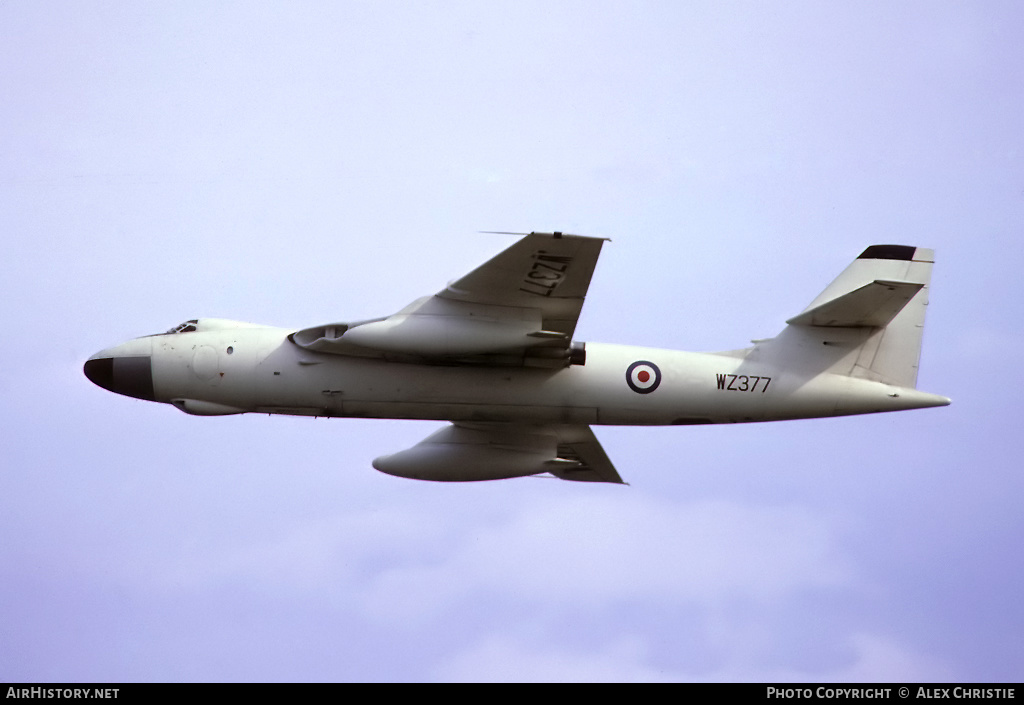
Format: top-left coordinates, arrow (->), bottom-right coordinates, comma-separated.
753,245 -> 935,388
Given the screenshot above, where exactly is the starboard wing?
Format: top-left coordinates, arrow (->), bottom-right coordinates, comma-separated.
439,232 -> 607,340
290,232 -> 607,366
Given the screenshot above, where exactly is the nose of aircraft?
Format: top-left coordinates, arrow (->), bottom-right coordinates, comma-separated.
84,343 -> 155,401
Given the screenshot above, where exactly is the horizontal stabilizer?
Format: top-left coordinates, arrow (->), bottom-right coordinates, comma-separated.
786,279 -> 924,328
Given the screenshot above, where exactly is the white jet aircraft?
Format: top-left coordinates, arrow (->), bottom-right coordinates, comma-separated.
85,232 -> 949,484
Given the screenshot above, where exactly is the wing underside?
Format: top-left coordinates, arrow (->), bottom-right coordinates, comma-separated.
372,422 -> 625,484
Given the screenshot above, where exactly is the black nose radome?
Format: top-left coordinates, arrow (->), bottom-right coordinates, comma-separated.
83,357 -> 114,391
84,356 -> 155,401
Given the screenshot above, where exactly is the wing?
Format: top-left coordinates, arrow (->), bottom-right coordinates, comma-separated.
545,425 -> 625,484
290,232 -> 607,367
372,423 -> 625,484
439,232 -> 607,340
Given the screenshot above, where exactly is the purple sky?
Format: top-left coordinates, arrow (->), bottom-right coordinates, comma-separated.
2,1 -> 1022,682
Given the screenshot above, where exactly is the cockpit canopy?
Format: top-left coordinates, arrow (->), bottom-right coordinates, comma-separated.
165,319 -> 199,334
156,318 -> 270,336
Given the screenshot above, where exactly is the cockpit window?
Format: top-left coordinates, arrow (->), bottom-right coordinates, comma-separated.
165,319 -> 199,334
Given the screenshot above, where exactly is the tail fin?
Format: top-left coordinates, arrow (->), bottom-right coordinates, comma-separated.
753,245 -> 935,388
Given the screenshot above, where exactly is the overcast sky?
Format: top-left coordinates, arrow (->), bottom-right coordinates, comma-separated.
2,1 -> 1022,682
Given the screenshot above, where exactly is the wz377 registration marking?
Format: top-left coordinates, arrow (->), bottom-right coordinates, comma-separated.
519,251 -> 572,297
716,374 -> 772,393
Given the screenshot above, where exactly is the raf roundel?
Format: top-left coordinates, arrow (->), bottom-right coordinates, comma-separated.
626,360 -> 662,394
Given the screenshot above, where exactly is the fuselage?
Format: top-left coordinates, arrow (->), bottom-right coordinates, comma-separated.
84,319 -> 950,426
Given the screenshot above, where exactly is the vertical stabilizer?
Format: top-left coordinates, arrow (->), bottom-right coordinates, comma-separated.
753,246 -> 935,388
